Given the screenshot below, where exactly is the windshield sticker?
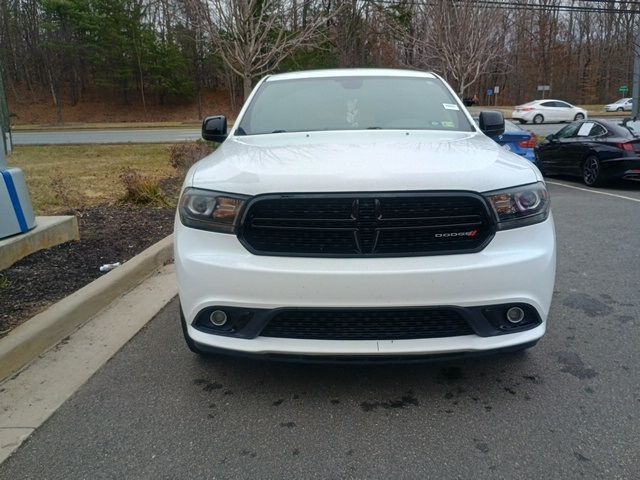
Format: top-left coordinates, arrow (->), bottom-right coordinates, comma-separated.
346,99 -> 359,127
443,103 -> 460,111
577,122 -> 594,136
441,121 -> 455,128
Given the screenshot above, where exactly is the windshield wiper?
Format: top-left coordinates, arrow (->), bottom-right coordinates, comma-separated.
271,129 -> 287,133
235,127 -> 247,136
367,126 -> 382,129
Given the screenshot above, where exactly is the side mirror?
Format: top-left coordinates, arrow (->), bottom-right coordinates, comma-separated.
202,115 -> 227,142
478,111 -> 505,137
546,134 -> 556,142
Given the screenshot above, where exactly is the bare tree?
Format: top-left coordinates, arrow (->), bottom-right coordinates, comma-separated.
398,1 -> 509,97
187,0 -> 339,100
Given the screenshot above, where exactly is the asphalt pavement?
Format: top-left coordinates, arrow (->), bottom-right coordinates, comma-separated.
10,118 -> 621,145
12,127 -> 201,145
1,180 -> 639,479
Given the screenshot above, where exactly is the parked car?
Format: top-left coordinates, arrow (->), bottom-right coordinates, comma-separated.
474,117 -> 537,162
512,100 -> 587,124
535,118 -> 640,186
605,98 -> 632,112
175,69 -> 556,361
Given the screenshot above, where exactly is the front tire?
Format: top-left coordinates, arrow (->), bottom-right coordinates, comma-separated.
533,114 -> 544,124
574,113 -> 585,121
582,155 -> 604,187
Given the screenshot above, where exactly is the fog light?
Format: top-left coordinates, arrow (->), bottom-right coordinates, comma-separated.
210,310 -> 228,326
506,307 -> 525,324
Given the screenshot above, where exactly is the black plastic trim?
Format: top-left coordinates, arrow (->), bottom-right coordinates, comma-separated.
236,190 -> 497,258
190,340 -> 540,364
190,303 -> 542,340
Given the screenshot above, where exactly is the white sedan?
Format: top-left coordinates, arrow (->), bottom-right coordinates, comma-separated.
604,98 -> 632,112
512,100 -> 587,124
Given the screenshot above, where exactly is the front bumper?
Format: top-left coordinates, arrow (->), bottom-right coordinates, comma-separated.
175,215 -> 556,357
601,157 -> 640,180
511,111 -> 534,122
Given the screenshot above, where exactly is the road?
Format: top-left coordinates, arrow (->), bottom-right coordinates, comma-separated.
1,179 -> 639,479
12,127 -> 201,145
525,117 -> 626,137
10,118 -> 622,145
526,122 -> 567,137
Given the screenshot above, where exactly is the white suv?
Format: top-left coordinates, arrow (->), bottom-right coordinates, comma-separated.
175,69 -> 556,361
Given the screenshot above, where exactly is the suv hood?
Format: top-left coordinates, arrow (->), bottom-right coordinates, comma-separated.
190,130 -> 541,195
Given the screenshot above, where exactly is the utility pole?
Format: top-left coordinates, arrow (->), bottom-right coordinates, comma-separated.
0,63 -> 11,155
0,60 -> 36,238
0,140 -> 6,169
633,27 -> 640,119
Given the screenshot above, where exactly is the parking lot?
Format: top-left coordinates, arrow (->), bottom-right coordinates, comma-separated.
1,178 -> 638,479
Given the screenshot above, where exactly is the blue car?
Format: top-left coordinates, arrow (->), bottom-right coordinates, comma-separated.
475,118 -> 537,162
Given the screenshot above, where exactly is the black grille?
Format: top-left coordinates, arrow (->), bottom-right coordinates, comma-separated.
239,193 -> 494,256
260,309 -> 474,340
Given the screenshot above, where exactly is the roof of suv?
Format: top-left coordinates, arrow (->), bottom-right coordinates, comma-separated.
265,68 -> 437,82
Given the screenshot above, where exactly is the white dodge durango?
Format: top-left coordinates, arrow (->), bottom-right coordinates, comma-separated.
174,69 -> 556,361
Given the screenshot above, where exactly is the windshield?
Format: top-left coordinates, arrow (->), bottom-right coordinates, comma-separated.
472,118 -> 523,134
504,119 -> 525,133
236,76 -> 474,135
620,119 -> 640,137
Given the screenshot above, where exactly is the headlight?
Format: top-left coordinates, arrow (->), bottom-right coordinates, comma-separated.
179,188 -> 249,233
483,182 -> 550,230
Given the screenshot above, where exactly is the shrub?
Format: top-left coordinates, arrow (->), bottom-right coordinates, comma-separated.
118,168 -> 170,207
169,141 -> 213,174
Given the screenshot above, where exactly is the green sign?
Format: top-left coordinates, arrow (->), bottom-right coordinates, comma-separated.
619,85 -> 629,94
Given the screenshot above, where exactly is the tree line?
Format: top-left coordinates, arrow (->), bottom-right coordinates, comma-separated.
1,0 -> 638,123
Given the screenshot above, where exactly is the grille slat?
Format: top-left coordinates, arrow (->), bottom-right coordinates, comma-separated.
260,309 -> 474,340
240,193 -> 494,257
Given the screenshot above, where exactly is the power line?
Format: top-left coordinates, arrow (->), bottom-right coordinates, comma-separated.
463,0 -> 640,12
364,0 -> 640,14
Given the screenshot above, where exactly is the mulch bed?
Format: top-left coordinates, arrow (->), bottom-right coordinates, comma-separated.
0,204 -> 175,337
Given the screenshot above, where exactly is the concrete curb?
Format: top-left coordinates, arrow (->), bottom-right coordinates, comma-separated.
0,216 -> 79,271
0,234 -> 174,382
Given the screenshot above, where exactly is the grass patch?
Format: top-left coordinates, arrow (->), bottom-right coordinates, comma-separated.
7,144 -> 178,214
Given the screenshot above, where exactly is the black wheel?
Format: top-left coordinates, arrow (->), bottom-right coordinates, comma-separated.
180,305 -> 212,356
616,107 -> 624,112
582,155 -> 604,187
533,114 -> 544,124
574,113 -> 585,121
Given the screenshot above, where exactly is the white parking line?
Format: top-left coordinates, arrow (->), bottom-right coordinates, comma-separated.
546,181 -> 640,203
